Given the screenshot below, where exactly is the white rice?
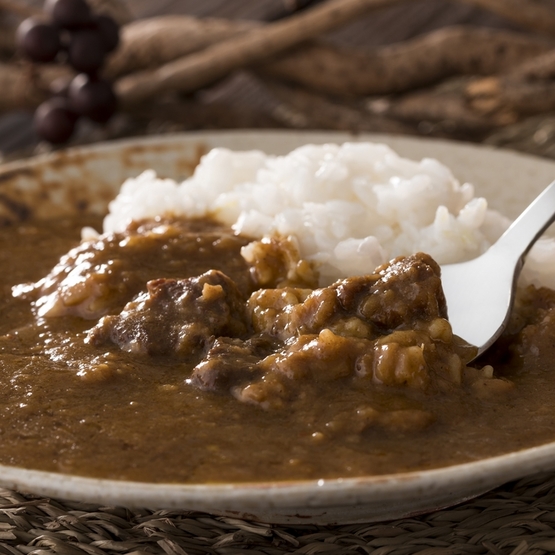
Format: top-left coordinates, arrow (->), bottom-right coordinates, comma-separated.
101,142 -> 555,288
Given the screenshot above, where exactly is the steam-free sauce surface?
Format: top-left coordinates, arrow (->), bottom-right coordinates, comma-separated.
0,216 -> 554,484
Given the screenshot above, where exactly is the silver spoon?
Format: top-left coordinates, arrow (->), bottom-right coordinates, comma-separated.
440,179 -> 555,360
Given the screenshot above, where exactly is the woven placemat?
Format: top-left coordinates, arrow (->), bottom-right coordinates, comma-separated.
1,472 -> 555,555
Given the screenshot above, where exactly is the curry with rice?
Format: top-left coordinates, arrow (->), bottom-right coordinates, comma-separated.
1,210 -> 555,484
2,138 -> 555,485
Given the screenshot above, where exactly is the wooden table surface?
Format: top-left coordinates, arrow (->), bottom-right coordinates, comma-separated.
0,0 -> 532,157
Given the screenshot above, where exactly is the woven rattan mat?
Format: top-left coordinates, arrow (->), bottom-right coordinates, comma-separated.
2,472 -> 555,555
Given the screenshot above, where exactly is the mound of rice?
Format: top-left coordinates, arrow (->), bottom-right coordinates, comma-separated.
102,142 -> 553,287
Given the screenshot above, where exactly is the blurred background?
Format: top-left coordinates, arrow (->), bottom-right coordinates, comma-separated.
2,0 -> 555,160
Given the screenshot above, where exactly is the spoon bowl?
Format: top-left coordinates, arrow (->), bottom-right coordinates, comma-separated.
440,179 -> 555,359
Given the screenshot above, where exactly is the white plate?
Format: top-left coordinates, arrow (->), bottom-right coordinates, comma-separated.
1,130 -> 555,525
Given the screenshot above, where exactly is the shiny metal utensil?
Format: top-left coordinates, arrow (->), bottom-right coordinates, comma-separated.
440,179 -> 555,359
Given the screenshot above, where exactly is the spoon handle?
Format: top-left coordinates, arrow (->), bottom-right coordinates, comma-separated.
492,179 -> 555,266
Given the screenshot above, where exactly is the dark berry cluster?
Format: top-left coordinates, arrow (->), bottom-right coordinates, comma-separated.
16,0 -> 120,144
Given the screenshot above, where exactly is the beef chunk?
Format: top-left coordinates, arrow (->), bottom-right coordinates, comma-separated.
348,252 -> 447,331
190,335 -> 278,392
86,270 -> 249,356
248,253 -> 446,340
83,246 -> 479,421
233,253 -> 469,408
13,218 -> 253,320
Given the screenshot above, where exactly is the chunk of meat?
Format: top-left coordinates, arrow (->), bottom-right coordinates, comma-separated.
350,252 -> 447,331
248,252 -> 446,341
12,218 -> 254,320
490,285 -> 555,368
190,335 -> 278,392
257,329 -> 367,382
226,254 -> 475,408
77,243 -> 496,430
86,270 -> 249,356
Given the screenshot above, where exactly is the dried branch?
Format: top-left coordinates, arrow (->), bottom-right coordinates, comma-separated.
500,82 -> 555,113
468,77 -> 555,116
259,26 -> 552,97
374,85 -> 517,136
115,0 -> 408,106
458,0 -> 555,36
466,47 -> 555,116
504,47 -> 555,81
264,78 -> 416,134
107,16 -> 552,99
106,16 -> 256,79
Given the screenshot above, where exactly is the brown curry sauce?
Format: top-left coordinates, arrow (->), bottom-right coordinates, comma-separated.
0,215 -> 554,484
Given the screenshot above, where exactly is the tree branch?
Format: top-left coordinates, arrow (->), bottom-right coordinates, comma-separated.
115,0 -> 409,106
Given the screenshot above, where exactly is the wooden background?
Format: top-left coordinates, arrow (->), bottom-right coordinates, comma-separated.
0,0 -> 552,158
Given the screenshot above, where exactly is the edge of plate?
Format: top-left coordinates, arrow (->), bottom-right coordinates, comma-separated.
2,129 -> 555,524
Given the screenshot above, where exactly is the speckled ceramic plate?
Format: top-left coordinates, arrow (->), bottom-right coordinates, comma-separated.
1,130 -> 555,525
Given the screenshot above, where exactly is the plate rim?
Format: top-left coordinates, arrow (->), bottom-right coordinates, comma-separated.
2,129 -> 555,522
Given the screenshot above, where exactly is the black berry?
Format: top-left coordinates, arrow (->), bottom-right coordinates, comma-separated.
34,97 -> 78,143
45,0 -> 92,30
69,74 -> 117,122
67,28 -> 106,74
21,0 -> 120,144
16,18 -> 61,63
95,14 -> 120,53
